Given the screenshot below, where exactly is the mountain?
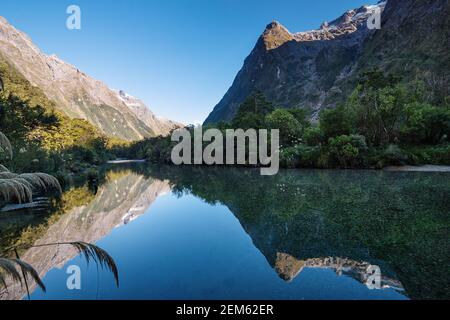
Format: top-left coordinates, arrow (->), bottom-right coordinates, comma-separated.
353,0 -> 450,103
204,0 -> 450,124
0,16 -> 181,141
116,90 -> 182,137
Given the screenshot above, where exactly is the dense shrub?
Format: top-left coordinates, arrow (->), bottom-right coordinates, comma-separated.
328,135 -> 368,168
296,145 -> 321,168
280,147 -> 300,168
303,126 -> 324,146
122,71 -> 450,170
404,144 -> 450,165
400,103 -> 450,145
265,109 -> 303,146
376,144 -> 409,168
286,108 -> 310,129
280,144 -> 321,168
319,105 -> 351,139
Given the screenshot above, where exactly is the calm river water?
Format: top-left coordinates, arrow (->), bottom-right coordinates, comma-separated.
1,165 -> 449,300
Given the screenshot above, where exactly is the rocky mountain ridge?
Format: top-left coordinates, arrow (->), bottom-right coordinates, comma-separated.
0,16 -> 181,140
205,0 -> 450,124
116,90 -> 182,137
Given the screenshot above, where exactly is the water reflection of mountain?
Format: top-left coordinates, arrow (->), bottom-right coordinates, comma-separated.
148,166 -> 450,300
1,165 -> 449,300
275,253 -> 403,291
0,170 -> 170,300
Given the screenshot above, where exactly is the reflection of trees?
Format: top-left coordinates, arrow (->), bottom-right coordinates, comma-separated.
149,166 -> 450,300
1,169 -> 170,300
2,164 -> 448,300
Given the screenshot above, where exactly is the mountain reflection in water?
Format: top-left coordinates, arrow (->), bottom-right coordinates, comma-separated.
0,169 -> 171,300
0,165 -> 448,300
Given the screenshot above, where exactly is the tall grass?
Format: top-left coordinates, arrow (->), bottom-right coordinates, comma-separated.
0,131 -> 62,205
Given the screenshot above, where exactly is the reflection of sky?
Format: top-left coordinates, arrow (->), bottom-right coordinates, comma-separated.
31,193 -> 407,300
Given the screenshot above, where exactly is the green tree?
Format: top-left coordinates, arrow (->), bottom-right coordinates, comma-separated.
232,91 -> 274,129
346,70 -> 407,145
328,134 -> 368,168
286,108 -> 310,129
401,102 -> 450,145
303,126 -> 324,146
319,105 -> 351,139
266,109 -> 303,146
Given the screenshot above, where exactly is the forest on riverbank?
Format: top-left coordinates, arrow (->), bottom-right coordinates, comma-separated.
2,68 -> 449,205
124,71 -> 450,170
0,58 -> 130,186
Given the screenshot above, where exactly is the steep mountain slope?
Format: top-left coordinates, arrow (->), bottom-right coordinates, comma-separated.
204,2 -> 386,124
116,90 -> 183,136
353,0 -> 450,104
205,0 -> 450,124
0,17 -> 180,140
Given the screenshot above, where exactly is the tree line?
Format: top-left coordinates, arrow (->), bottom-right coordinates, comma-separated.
126,70 -> 450,169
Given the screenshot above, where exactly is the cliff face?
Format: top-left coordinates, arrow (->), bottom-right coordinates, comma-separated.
116,90 -> 183,137
204,0 -> 450,124
0,17 -> 181,140
354,0 -> 450,104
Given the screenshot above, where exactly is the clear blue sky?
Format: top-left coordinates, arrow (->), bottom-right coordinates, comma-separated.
2,0 -> 373,124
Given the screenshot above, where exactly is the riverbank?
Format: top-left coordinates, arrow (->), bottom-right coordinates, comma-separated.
384,165 -> 450,172
106,159 -> 450,173
107,159 -> 146,164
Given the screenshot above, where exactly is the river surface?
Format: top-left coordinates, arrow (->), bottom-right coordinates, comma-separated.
0,165 -> 449,300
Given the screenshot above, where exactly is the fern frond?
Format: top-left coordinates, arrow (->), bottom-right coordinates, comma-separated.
0,172 -> 17,179
0,132 -> 13,159
0,258 -> 46,292
71,242 -> 119,287
0,178 -> 33,203
1,242 -> 118,296
0,258 -> 23,285
0,173 -> 61,205
19,173 -> 62,195
32,242 -> 119,287
0,164 -> 9,173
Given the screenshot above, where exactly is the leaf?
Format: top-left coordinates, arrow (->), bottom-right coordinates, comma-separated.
0,178 -> 33,204
19,173 -> 62,194
0,132 -> 13,159
31,242 -> 119,287
1,242 -> 119,296
0,258 -> 46,293
0,172 -> 17,179
68,242 -> 119,287
0,173 -> 62,204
